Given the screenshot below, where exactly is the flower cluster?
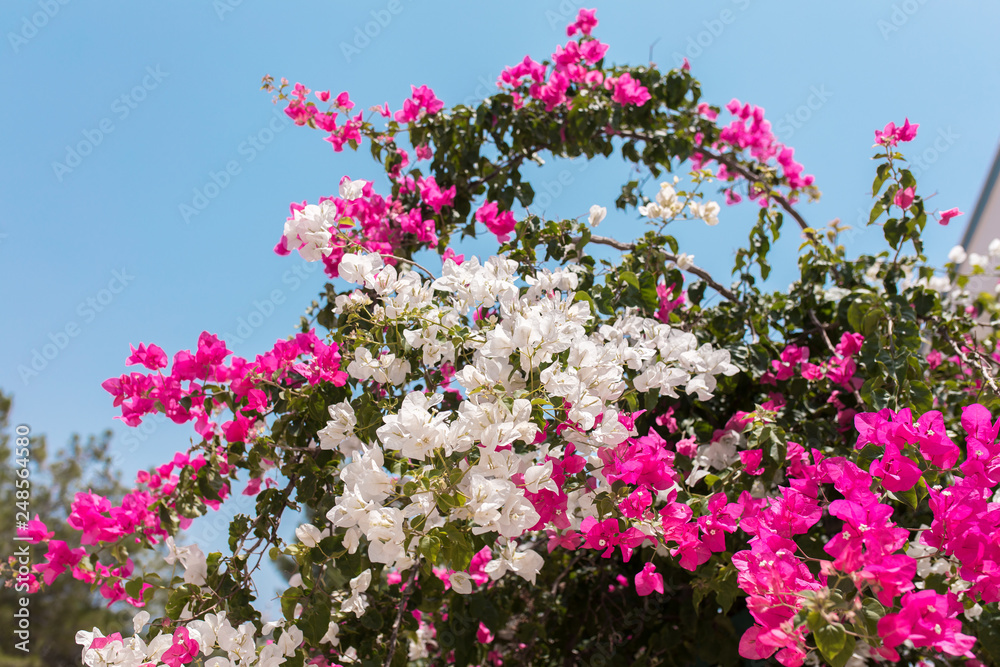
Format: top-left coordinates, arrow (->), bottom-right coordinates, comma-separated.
76,612 -> 304,667
32,8 -> 1000,667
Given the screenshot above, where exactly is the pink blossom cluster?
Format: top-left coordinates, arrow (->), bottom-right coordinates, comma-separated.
506,400 -> 987,664
693,98 -> 815,206
655,281 -> 686,323
762,332 -> 864,390
103,330 -> 347,442
921,405 -> 1000,604
36,330 -> 349,601
283,83 -> 365,153
29,533 -> 150,607
393,84 -> 445,124
736,436 -> 972,664
874,117 -> 918,147
474,200 -> 517,243
21,447 -> 230,605
496,10 -> 648,113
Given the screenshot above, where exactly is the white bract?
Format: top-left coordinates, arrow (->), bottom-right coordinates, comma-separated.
588,204 -> 607,226
639,180 -> 685,221
339,178 -> 367,200
689,200 -> 720,226
283,201 -> 338,262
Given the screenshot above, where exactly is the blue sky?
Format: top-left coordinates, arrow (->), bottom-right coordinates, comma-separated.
3,0 -> 1000,608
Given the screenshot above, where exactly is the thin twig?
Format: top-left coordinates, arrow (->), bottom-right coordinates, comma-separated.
383,562 -> 421,667
585,234 -> 738,302
942,330 -> 1000,396
808,310 -> 865,406
337,233 -> 437,279
611,129 -> 812,232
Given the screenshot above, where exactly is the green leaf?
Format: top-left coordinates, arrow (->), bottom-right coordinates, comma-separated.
360,605 -> 384,630
868,202 -> 885,225
872,162 -> 891,196
281,586 -> 303,622
889,484 -> 919,509
814,623 -> 846,663
827,634 -> 857,667
124,577 -> 145,600
859,598 -> 885,635
847,301 -> 865,333
419,534 -> 442,564
861,308 -> 884,336
639,271 -> 660,312
907,380 -> 933,413
470,594 -> 502,631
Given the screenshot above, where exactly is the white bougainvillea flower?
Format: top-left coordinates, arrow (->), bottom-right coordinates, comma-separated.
164,537 -> 208,586
339,252 -> 384,286
295,523 -> 323,548
449,571 -> 473,595
339,178 -> 367,200
689,200 -> 720,226
588,204 -> 607,226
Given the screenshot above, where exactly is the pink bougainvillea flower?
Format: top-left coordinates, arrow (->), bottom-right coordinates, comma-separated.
875,118 -> 919,146
878,590 -> 975,657
894,186 -> 915,210
565,8 -> 598,36
869,441 -> 922,492
739,449 -> 764,476
161,627 -> 200,667
835,332 -> 864,357
634,562 -> 664,596
939,207 -> 963,225
18,515 -> 54,544
474,201 -> 517,242
476,622 -> 495,644
611,72 -> 651,107
125,343 -> 168,370
35,540 -> 87,585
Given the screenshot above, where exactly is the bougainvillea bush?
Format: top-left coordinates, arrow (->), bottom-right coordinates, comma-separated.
10,8 -> 1000,666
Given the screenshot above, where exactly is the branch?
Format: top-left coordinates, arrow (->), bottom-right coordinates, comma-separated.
941,330 -> 1000,397
585,234 -> 738,303
383,562 -> 421,667
693,146 -> 810,232
610,129 -> 812,232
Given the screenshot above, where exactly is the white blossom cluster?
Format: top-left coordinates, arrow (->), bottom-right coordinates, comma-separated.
638,180 -> 685,221
76,612 -> 305,667
282,200 -> 339,263
281,179 -> 367,263
303,251 -> 739,592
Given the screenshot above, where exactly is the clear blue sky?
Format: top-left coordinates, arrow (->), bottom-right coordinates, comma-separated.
2,0 -> 999,606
